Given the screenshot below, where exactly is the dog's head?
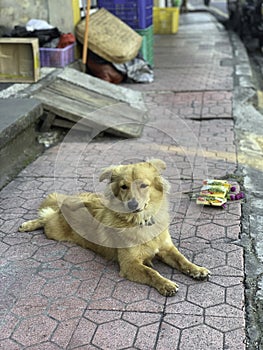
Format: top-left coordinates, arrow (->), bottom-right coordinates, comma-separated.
99,159 -> 169,214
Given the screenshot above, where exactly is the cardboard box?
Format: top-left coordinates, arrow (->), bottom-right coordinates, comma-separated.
0,38 -> 40,83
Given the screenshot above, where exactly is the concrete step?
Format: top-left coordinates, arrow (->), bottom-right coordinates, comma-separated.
0,98 -> 43,189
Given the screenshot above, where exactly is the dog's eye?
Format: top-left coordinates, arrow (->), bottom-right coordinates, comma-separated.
121,184 -> 128,190
140,183 -> 149,189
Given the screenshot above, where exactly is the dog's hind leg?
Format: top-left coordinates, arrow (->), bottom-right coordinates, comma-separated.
19,218 -> 44,232
19,207 -> 56,232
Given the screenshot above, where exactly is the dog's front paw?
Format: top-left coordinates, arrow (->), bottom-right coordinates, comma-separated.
158,280 -> 179,297
189,266 -> 211,280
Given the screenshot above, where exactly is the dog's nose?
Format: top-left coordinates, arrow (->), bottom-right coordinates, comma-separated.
127,198 -> 139,211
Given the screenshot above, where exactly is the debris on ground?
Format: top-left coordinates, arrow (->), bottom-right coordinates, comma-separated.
76,8 -> 154,83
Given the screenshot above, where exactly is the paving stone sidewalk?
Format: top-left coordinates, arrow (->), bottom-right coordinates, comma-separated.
0,12 -> 246,350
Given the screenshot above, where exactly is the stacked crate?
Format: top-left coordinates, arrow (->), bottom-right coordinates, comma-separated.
97,0 -> 154,66
153,7 -> 180,34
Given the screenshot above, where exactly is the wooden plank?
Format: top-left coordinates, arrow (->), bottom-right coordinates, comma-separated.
48,79 -> 116,108
40,110 -> 56,132
35,89 -> 144,125
59,68 -> 148,115
47,79 -> 146,123
34,88 -> 144,137
53,117 -> 93,133
31,67 -> 148,138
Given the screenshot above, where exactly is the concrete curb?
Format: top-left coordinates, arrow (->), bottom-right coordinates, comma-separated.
229,30 -> 263,350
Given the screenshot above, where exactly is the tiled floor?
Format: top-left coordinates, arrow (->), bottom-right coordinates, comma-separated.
0,12 -> 246,350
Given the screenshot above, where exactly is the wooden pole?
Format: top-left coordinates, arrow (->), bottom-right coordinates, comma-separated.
81,0 -> 91,71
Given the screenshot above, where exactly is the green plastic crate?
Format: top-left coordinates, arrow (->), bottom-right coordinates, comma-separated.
135,25 -> 154,67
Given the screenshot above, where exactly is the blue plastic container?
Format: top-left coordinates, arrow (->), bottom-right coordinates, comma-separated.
97,0 -> 153,29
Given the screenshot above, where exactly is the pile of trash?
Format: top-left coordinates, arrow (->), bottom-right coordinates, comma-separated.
76,8 -> 154,84
0,8 -> 154,84
187,179 -> 245,209
3,19 -> 76,51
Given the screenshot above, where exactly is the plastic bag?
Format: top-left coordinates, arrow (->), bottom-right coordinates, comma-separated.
113,57 -> 154,83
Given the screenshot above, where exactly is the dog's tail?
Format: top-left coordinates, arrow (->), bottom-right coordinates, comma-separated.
19,207 -> 56,232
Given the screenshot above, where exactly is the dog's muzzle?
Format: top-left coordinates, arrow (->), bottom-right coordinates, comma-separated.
127,198 -> 140,212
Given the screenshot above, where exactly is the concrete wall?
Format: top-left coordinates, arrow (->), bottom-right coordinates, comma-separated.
0,0 -> 49,28
48,0 -> 80,34
0,0 -> 80,34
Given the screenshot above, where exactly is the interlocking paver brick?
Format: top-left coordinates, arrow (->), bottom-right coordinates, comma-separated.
16,275 -> 46,298
49,296 -> 87,321
206,303 -> 244,317
3,243 -> 38,261
187,282 -> 225,308
227,224 -> 242,239
76,276 -> 102,300
38,259 -> 73,278
212,276 -> 243,288
224,328 -> 247,350
85,310 -> 122,324
156,322 -> 180,350
63,245 -> 96,264
210,265 -> 244,277
0,10 -> 247,350
226,284 -> 245,308
164,312 -> 203,329
112,280 -> 152,303
165,299 -> 203,314
26,343 -> 61,350
205,315 -> 244,332
41,276 -> 81,299
12,315 -> 57,347
72,260 -> 106,279
0,339 -> 23,350
33,243 -> 68,262
68,318 -> 97,348
228,248 -> 244,270
134,322 -> 160,349
11,296 -> 49,317
87,297 -> 127,312
180,324 -> 223,350
0,314 -> 19,341
194,248 -> 226,268
51,317 -> 80,349
126,299 -> 165,313
93,319 -> 137,349
0,241 -> 9,255
196,222 -> 226,240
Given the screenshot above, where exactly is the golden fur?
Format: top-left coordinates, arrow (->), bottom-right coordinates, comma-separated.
19,159 -> 210,296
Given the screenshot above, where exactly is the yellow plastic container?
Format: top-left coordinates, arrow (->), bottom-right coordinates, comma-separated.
153,7 -> 180,34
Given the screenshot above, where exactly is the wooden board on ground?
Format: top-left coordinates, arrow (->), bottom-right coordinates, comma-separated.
32,67 -> 148,138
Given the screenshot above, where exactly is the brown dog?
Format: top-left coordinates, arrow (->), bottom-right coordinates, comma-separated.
19,159 -> 210,296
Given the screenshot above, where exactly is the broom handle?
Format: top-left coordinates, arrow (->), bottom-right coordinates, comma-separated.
82,0 -> 91,65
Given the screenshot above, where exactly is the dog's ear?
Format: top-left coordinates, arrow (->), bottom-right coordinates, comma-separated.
153,176 -> 170,193
147,159 -> 166,173
99,166 -> 116,182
